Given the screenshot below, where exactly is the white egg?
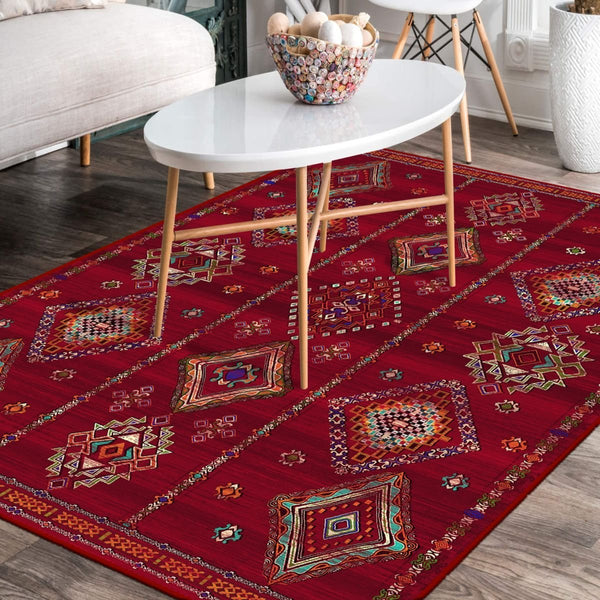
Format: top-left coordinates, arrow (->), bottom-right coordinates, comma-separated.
340,22 -> 363,47
300,11 -> 328,37
318,20 -> 342,44
267,12 -> 289,35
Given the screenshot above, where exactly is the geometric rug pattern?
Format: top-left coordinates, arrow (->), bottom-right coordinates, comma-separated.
389,228 -> 485,275
252,198 -> 359,248
27,292 -> 160,362
288,277 -> 402,338
0,150 -> 598,600
132,237 -> 245,285
309,160 -> 392,199
0,337 -> 23,391
264,472 -> 417,584
171,341 -> 294,413
464,324 -> 592,395
465,191 -> 543,226
512,258 -> 600,321
46,415 -> 173,490
329,380 -> 480,474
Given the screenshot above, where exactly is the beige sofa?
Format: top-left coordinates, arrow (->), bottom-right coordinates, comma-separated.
0,3 -> 215,173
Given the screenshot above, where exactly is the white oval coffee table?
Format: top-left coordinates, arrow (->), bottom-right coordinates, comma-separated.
145,59 -> 465,389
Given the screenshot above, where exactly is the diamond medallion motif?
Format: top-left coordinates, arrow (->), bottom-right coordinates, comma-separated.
171,341 -> 293,413
288,277 -> 401,338
27,293 -> 160,362
465,191 -> 543,226
252,198 -> 359,247
328,380 -> 479,475
512,259 -> 600,321
389,229 -> 484,276
263,472 -> 417,584
309,160 -> 391,199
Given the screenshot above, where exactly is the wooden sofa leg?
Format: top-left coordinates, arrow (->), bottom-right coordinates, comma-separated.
203,172 -> 215,190
80,134 -> 91,167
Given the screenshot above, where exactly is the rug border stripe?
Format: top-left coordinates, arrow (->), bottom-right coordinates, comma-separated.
412,415 -> 599,599
369,150 -> 600,204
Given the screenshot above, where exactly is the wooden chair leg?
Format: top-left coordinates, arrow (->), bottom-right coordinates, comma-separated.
423,15 -> 436,60
80,134 -> 91,167
451,15 -> 472,164
473,10 -> 519,136
154,167 -> 180,338
319,164 -> 332,253
393,13 -> 414,59
442,118 -> 456,287
203,172 -> 215,190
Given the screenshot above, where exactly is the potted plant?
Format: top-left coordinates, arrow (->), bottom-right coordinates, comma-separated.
550,1 -> 600,173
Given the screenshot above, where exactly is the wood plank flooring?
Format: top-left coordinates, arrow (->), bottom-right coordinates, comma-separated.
0,115 -> 598,599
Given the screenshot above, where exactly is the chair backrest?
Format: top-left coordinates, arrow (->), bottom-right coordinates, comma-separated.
284,0 -> 331,23
368,0 -> 482,16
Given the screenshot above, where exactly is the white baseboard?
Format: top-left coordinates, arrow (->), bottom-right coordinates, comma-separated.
466,104 -> 553,132
0,141 -> 69,171
464,72 -> 553,132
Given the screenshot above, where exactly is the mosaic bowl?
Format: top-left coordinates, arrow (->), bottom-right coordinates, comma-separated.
266,14 -> 379,105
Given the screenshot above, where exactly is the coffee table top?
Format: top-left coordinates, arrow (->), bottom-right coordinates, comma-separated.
144,59 -> 464,173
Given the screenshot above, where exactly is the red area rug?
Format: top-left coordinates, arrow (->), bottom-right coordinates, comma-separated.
0,150 -> 599,600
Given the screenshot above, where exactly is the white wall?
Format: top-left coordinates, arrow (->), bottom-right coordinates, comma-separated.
247,1 -> 340,75
246,0 -> 559,130
247,0 -> 279,75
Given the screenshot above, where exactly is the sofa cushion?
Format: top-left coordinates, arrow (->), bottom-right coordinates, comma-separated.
0,4 -> 216,163
0,0 -> 105,22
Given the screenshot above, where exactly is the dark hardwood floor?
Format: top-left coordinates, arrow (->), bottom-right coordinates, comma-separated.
0,115 -> 598,599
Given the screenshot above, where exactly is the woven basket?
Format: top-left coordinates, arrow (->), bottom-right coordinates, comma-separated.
266,14 -> 379,105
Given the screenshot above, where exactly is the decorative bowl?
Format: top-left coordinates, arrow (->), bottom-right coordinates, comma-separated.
266,14 -> 379,105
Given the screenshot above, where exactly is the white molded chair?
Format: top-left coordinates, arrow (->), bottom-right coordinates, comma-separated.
370,0 -> 518,163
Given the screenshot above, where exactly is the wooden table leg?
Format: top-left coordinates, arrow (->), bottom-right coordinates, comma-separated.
154,167 -> 180,338
319,162 -> 332,253
296,166 -> 309,390
442,118 -> 456,287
